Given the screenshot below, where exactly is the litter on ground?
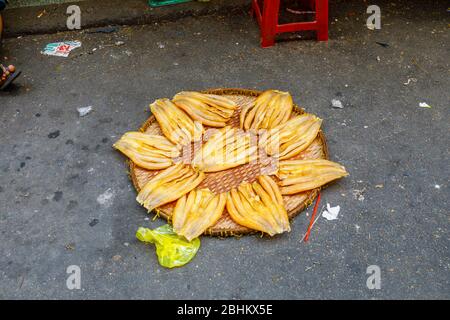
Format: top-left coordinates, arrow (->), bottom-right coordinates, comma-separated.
419,102 -> 432,108
41,41 -> 82,57
403,78 -> 417,85
302,194 -> 322,242
375,41 -> 389,48
331,99 -> 344,109
136,224 -> 200,268
77,106 -> 93,117
352,188 -> 366,201
322,203 -> 341,220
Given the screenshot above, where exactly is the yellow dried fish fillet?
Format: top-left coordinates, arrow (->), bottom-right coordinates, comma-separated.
261,113 -> 322,160
113,132 -> 180,170
277,159 -> 348,194
173,91 -> 237,127
136,164 -> 205,211
150,98 -> 203,145
240,90 -> 294,130
226,176 -> 290,236
173,189 -> 226,241
192,127 -> 258,172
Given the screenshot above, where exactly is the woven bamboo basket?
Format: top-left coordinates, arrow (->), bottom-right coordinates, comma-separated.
129,88 -> 328,236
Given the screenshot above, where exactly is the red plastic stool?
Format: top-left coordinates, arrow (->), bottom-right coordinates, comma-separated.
252,0 -> 329,47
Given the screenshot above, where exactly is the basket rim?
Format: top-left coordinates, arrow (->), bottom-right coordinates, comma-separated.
128,88 -> 329,237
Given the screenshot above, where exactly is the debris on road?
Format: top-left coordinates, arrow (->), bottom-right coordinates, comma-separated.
77,106 -> 93,117
322,203 -> 340,220
303,193 -> 322,242
136,224 -> 200,268
48,130 -> 60,139
301,206 -> 323,242
65,243 -> 76,251
331,99 -> 344,109
419,102 -> 432,108
41,41 -> 82,57
352,188 -> 366,201
403,78 -> 417,86
89,218 -> 99,227
376,41 -> 389,48
112,255 -> 122,262
87,41 -> 126,55
37,10 -> 47,19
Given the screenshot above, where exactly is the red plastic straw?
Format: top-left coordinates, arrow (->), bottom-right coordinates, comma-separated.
304,193 -> 321,242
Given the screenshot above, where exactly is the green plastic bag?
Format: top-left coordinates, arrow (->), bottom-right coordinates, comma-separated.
136,224 -> 200,268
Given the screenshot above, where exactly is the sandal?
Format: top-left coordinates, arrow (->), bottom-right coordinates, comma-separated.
0,64 -> 21,90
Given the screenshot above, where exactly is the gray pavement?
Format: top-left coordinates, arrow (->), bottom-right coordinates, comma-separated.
0,0 -> 449,299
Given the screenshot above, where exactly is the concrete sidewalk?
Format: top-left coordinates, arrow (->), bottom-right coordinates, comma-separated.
0,0 -> 449,299
3,0 -> 249,37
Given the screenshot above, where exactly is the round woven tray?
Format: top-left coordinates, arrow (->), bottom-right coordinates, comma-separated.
129,88 -> 328,236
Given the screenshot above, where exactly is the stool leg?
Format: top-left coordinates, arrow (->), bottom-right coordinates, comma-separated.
261,0 -> 280,47
306,0 -> 316,11
316,0 -> 329,41
250,0 -> 255,17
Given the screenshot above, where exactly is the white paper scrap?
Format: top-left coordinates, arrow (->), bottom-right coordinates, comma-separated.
322,203 -> 340,220
77,106 -> 93,117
